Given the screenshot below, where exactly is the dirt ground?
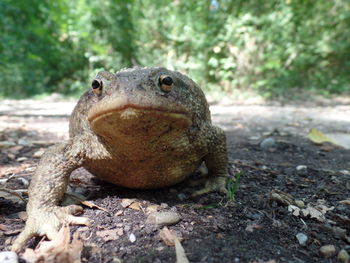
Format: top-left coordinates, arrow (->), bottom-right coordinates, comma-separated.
0,97 -> 349,263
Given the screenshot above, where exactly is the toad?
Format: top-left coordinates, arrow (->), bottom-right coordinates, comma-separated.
12,67 -> 228,251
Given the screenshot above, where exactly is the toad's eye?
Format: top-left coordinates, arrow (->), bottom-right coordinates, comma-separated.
159,75 -> 173,92
92,79 -> 103,96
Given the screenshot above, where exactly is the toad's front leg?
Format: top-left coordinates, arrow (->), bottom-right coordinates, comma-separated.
11,140 -> 91,252
193,126 -> 229,196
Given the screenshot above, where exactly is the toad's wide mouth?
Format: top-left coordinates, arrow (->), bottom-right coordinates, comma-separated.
87,95 -> 192,142
88,103 -> 190,124
87,94 -> 191,123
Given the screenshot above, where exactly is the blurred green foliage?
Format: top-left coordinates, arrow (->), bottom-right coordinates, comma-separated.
1,0 -> 349,98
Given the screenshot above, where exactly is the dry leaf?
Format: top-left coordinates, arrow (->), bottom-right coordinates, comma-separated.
269,189 -> 294,206
96,228 -> 123,242
159,227 -> 188,263
114,210 -> 124,216
308,129 -> 350,149
301,201 -> 334,222
129,202 -> 142,211
146,204 -> 160,214
288,205 -> 301,217
0,187 -> 26,203
159,227 -> 183,246
22,225 -> 83,263
175,237 -> 189,263
159,227 -> 176,246
121,198 -> 136,208
308,128 -> 336,145
81,200 -> 108,212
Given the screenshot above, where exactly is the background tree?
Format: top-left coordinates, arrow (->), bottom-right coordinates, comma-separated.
1,0 -> 349,98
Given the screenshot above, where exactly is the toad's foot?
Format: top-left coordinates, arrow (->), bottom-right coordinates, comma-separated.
192,176 -> 228,197
11,205 -> 90,252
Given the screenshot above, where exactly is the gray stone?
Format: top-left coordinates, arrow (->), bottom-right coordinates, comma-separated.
337,249 -> 349,262
295,200 -> 305,208
296,165 -> 307,171
146,211 -> 181,226
260,137 -> 276,150
296,165 -> 308,176
129,233 -> 136,243
296,233 -> 308,246
320,245 -> 337,258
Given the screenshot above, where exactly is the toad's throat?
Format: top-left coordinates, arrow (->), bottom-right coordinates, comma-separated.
88,105 -> 192,144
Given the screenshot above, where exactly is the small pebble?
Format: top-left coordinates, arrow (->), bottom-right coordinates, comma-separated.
296,233 -> 308,246
339,170 -> 350,175
295,200 -> 305,208
33,149 -> 45,158
0,251 -> 18,263
259,137 -> 275,150
24,167 -> 36,172
296,165 -> 307,171
320,245 -> 337,258
7,153 -> 16,160
129,233 -> 136,243
146,212 -> 181,226
16,157 -> 28,162
337,249 -> 349,262
296,165 -> 308,176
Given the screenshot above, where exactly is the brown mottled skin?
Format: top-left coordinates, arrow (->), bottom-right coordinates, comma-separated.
12,67 -> 228,251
